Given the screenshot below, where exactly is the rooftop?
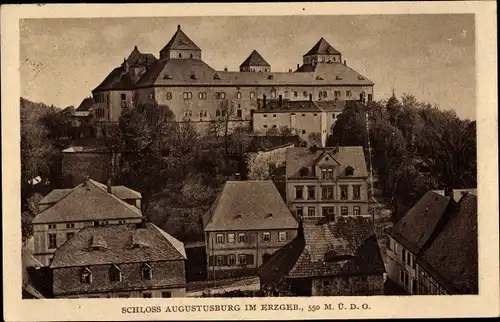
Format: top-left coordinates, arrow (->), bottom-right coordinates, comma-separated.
160,25 -> 201,53
259,217 -> 385,283
33,179 -> 142,224
240,50 -> 270,67
304,37 -> 341,56
285,146 -> 368,178
254,99 -> 346,113
204,181 -> 298,231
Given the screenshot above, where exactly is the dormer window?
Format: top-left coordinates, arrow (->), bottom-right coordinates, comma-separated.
345,166 -> 354,176
81,267 -> 92,284
336,76 -> 343,80
190,73 -> 197,80
109,264 -> 122,282
213,73 -> 220,80
316,76 -> 324,80
267,75 -> 274,80
141,263 -> 152,280
299,167 -> 309,177
163,74 -> 172,80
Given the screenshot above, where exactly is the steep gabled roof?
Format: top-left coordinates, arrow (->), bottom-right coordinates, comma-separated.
388,191 -> 454,254
135,59 -> 216,87
32,179 -> 142,224
92,66 -> 134,92
240,50 -> 270,67
204,181 -> 298,231
418,193 -> 478,294
259,217 -> 385,283
304,37 -> 341,56
75,97 -> 94,112
160,25 -> 201,53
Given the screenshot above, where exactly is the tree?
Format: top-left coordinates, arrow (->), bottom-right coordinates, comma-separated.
207,99 -> 235,166
307,132 -> 322,147
265,126 -> 279,136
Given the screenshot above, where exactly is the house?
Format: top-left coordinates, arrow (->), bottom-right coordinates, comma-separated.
32,178 -> 143,266
385,188 -> 478,294
252,98 -> 346,147
91,25 -> 374,134
258,216 -> 385,296
50,222 -> 187,298
285,145 -> 369,221
203,181 -> 299,279
70,97 -> 96,138
22,249 -> 51,298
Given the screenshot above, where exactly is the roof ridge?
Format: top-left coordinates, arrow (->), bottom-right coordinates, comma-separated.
36,184 -> 82,216
88,179 -> 142,216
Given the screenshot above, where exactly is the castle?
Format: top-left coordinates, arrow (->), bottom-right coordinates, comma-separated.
90,25 -> 374,144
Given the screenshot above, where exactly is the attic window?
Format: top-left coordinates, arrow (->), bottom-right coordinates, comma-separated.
299,167 -> 309,177
190,73 -> 197,80
316,76 -> 324,80
357,75 -> 365,80
91,235 -> 107,250
266,213 -> 273,218
163,74 -> 172,80
336,76 -> 343,80
267,75 -> 274,80
213,73 -> 220,80
345,166 -> 354,176
141,263 -> 152,280
235,213 -> 242,219
81,267 -> 92,284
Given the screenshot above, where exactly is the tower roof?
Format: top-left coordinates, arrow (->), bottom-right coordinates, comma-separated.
160,25 -> 201,53
240,50 -> 270,67
304,37 -> 341,56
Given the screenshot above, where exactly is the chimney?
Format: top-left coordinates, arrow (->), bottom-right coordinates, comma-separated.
279,94 -> 283,107
297,63 -> 300,70
444,187 -> 454,198
177,24 -> 181,31
335,143 -> 339,153
224,67 -> 228,72
289,69 -> 292,73
263,94 -> 267,108
344,60 -> 347,66
82,175 -> 90,188
107,177 -> 112,194
309,93 -> 312,102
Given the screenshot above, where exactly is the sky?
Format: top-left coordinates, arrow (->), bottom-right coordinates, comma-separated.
20,14 -> 475,120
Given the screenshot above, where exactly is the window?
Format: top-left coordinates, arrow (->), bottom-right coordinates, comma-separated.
321,168 -> 334,180
216,110 -> 220,117
166,92 -> 172,100
341,206 -> 348,216
346,90 -> 352,99
263,114 -> 267,118
307,207 -> 316,217
340,185 -> 348,200
227,255 -> 236,266
319,91 -> 327,98
142,293 -> 152,298
227,233 -> 235,243
66,223 -> 75,228
216,92 -> 226,99
400,269 -> 409,287
272,125 -> 277,128
66,232 -> 75,240
345,166 -> 355,176
263,125 -> 268,128
179,53 -> 182,58
148,93 -> 154,100
303,91 -> 308,98
216,256 -> 225,266
412,257 -> 417,269
296,207 -> 303,217
279,231 -> 287,242
81,267 -> 92,284
237,109 -> 242,118
402,248 -> 406,262
216,233 -> 224,244
332,113 -> 336,119
406,252 -> 412,267
237,91 -> 242,99
183,92 -> 192,100
250,92 -> 256,99
121,93 -> 126,101
109,264 -> 121,282
221,109 -> 226,117
271,91 -> 277,98
273,114 -> 276,117
262,232 -> 271,242
307,186 -> 315,200
161,292 -> 172,298
48,234 -> 57,249
141,263 -> 152,280
295,186 -> 303,200
199,110 -> 208,118
368,94 -> 373,102
322,186 -> 334,200
293,91 -> 298,98
323,207 -> 335,220
48,224 -> 56,230
119,220 -> 125,224
198,92 -> 207,99
239,254 -> 247,265
334,91 -> 341,99
302,130 -> 306,134
353,185 -> 361,200
238,233 -> 246,243
353,206 -> 361,216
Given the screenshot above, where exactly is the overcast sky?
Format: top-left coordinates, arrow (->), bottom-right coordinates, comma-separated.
20,14 -> 475,120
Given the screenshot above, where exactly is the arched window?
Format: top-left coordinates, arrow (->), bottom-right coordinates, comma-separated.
141,263 -> 152,280
109,264 -> 121,282
81,267 -> 92,284
345,166 -> 354,176
178,53 -> 182,58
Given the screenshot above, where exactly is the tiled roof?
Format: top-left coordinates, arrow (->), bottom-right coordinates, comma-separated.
388,191 -> 454,254
259,217 -> 385,283
254,99 -> 345,113
92,66 -> 134,92
50,222 -> 186,268
91,180 -> 142,200
204,181 -> 298,231
304,37 -> 341,56
285,146 -> 368,178
38,189 -> 73,206
418,193 -> 478,294
246,135 -> 301,153
160,25 -> 201,52
32,179 -> 142,224
75,97 -> 94,112
22,249 -> 46,298
136,60 -> 373,87
240,50 -> 270,67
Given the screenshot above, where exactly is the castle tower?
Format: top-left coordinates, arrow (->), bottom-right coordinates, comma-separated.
303,37 -> 342,66
239,50 -> 271,72
159,25 -> 202,60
